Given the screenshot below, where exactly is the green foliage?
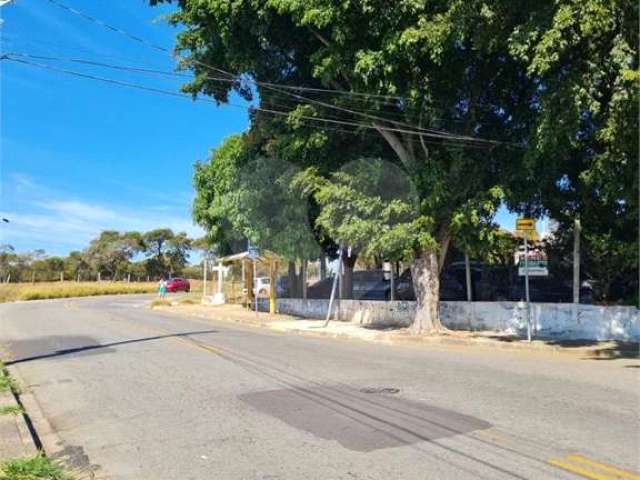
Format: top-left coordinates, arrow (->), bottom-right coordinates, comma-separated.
156,0 -> 638,307
150,299 -> 172,308
0,454 -> 73,480
0,365 -> 18,394
0,405 -> 24,416
293,158 -> 432,260
193,135 -> 319,260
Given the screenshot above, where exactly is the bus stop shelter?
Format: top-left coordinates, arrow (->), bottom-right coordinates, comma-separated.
215,249 -> 281,314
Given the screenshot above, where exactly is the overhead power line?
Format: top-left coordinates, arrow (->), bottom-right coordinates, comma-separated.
42,0 -> 513,147
2,55 -> 494,150
3,52 -> 466,126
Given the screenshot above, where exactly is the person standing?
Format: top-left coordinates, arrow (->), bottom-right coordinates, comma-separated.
158,277 -> 167,298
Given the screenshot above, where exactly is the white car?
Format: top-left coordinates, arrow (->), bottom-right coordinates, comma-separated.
253,277 -> 271,297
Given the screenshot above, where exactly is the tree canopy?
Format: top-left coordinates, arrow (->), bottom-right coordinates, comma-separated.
155,0 -> 639,321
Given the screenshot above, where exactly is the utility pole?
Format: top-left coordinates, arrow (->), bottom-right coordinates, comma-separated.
465,250 -> 473,329
524,234 -> 531,342
573,217 -> 581,304
573,217 -> 581,323
324,246 -> 343,327
203,256 -> 208,300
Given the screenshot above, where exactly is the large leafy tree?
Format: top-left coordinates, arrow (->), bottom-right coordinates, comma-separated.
143,228 -> 192,277
193,135 -> 319,259
83,231 -> 145,280
154,0 -> 638,330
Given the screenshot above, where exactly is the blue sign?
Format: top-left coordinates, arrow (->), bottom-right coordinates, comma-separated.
248,246 -> 259,260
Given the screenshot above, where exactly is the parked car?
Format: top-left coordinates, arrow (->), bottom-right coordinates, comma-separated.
394,269 -> 466,301
276,276 -> 290,298
508,277 -> 593,303
253,277 -> 271,298
307,276 -> 335,299
165,277 -> 190,293
352,270 -> 389,300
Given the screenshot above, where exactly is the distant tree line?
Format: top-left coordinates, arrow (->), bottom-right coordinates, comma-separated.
0,228 -> 197,283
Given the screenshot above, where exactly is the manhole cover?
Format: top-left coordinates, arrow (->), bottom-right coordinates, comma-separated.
359,387 -> 400,394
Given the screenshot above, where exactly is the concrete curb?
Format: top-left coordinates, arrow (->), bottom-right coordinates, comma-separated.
6,366 -> 64,457
6,368 -> 105,479
156,305 -> 640,360
0,388 -> 36,460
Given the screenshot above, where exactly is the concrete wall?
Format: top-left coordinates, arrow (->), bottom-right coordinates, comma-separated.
275,298 -> 639,341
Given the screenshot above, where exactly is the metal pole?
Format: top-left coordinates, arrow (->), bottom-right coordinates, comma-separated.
253,259 -> 258,320
465,250 -> 473,329
203,256 -> 207,300
323,246 -> 343,327
573,217 -> 581,304
524,235 -> 531,342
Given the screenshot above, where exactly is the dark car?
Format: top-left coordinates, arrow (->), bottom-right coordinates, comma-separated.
307,276 -> 335,299
508,277 -> 593,303
394,269 -> 466,301
352,270 -> 389,300
165,277 -> 190,293
308,271 -> 392,300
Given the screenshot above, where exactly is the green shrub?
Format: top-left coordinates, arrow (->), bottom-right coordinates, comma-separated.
178,297 -> 200,305
0,454 -> 72,480
150,299 -> 172,308
0,405 -> 24,416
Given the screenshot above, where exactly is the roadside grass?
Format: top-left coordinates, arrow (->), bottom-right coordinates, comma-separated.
178,297 -> 200,305
0,280 -> 203,303
150,299 -> 172,308
0,281 -> 156,303
0,454 -> 73,480
0,405 -> 24,416
0,363 -> 19,394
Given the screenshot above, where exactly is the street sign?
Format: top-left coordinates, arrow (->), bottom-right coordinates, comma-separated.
516,218 -> 536,231
519,261 -> 548,277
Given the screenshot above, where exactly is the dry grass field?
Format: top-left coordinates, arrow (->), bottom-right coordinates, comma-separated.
0,279 -> 203,303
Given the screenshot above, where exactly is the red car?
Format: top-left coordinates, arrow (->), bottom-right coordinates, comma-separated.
165,277 -> 190,293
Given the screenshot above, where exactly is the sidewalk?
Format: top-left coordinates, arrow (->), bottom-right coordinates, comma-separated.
157,303 -> 639,360
0,389 -> 36,460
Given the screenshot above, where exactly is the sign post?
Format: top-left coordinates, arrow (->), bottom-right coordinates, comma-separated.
516,218 -> 537,342
247,243 -> 259,319
524,233 -> 531,342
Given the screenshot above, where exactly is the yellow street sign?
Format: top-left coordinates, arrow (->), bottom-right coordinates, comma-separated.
516,218 -> 536,231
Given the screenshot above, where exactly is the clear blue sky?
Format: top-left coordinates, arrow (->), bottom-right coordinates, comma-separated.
0,0 -> 526,259
1,0 -> 249,256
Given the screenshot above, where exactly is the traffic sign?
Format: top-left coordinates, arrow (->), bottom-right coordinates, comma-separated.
516,218 -> 536,231
518,261 -> 548,276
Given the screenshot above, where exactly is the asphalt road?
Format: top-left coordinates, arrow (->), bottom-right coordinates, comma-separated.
1,295 -> 638,480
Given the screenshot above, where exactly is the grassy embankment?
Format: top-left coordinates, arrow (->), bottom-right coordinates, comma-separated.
0,280 -> 203,303
0,281 -> 157,303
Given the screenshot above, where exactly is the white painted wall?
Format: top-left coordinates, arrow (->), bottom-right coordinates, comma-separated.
275,298 -> 639,341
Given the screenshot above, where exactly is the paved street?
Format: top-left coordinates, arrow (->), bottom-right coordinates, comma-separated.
1,295 -> 638,480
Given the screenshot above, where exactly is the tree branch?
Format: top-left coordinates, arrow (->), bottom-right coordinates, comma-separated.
372,121 -> 413,168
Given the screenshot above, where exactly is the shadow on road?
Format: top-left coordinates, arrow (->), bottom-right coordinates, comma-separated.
4,329 -> 219,366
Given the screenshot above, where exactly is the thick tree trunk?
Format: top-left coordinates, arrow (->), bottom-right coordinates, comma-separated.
301,260 -> 308,299
410,249 -> 442,334
339,252 -> 356,299
288,261 -> 297,298
319,251 -> 327,280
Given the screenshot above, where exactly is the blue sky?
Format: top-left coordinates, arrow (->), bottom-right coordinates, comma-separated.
0,0 -> 527,259
1,0 -> 249,256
